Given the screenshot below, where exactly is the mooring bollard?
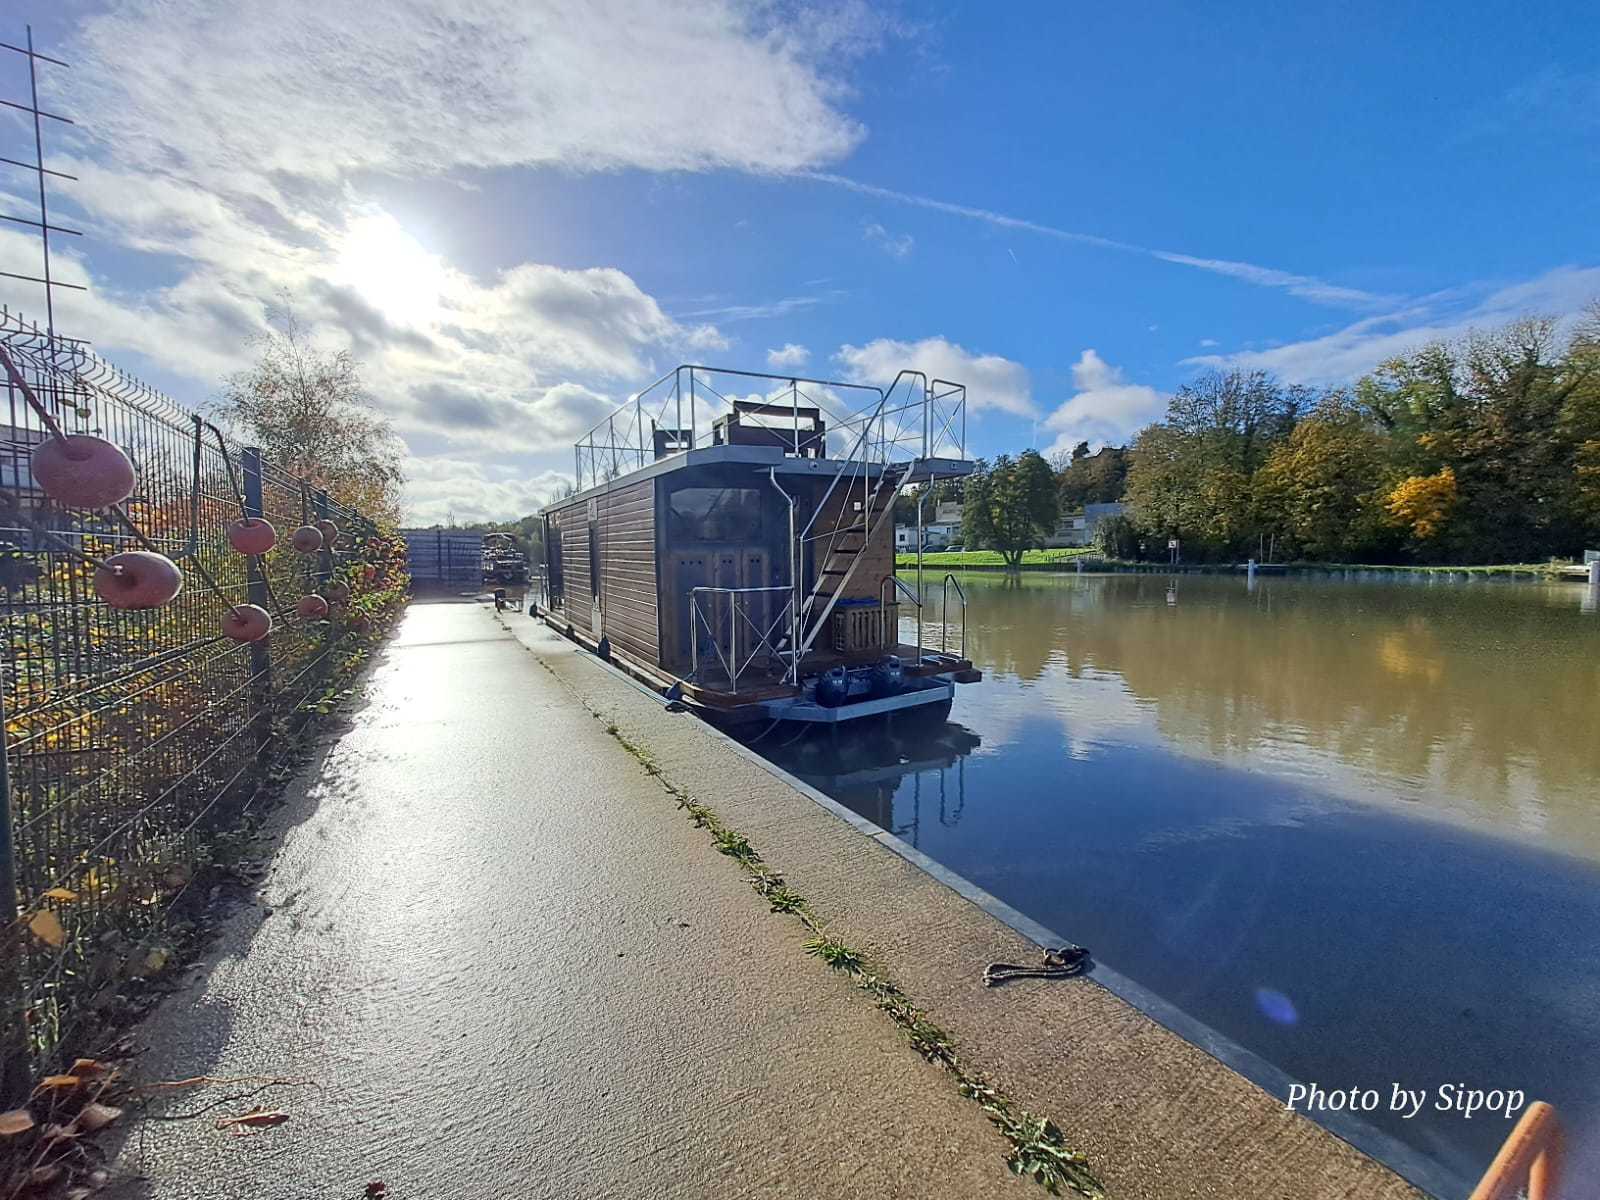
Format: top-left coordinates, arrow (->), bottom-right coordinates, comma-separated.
1589,560 -> 1599,588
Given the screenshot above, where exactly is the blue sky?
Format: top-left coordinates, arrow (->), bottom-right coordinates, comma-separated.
2,1 -> 1597,521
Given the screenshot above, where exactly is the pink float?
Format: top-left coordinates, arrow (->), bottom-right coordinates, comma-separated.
227,517 -> 277,555
296,594 -> 330,620
93,551 -> 183,610
314,519 -> 338,546
222,604 -> 272,642
31,435 -> 137,509
323,580 -> 350,605
289,525 -> 323,554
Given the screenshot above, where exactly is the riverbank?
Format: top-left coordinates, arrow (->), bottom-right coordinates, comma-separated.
896,552 -> 1580,579
502,609 -> 1435,1198
107,600 -> 1428,1199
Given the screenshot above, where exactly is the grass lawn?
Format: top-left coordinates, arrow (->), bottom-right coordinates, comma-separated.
895,547 -> 1096,568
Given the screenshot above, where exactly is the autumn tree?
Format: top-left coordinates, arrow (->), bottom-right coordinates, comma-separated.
961,451 -> 1060,565
1357,317 -> 1599,560
214,310 -> 405,523
1125,370 -> 1305,559
1253,393 -> 1391,560
1384,467 -> 1458,545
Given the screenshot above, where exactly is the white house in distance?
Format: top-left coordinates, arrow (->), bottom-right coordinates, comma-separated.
895,501 -> 963,550
1045,502 -> 1127,547
895,499 -> 1128,552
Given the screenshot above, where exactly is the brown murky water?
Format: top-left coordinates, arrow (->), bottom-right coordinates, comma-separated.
762,571 -> 1600,1190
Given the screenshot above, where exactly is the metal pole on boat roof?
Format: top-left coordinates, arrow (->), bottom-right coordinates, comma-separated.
674,368 -> 682,454
688,367 -> 696,450
922,378 -> 930,459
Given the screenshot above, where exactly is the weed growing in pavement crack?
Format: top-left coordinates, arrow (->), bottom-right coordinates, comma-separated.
530,651 -> 1105,1198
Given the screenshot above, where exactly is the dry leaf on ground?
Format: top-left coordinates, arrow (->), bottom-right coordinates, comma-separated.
215,1107 -> 290,1135
75,1103 -> 123,1133
28,908 -> 66,947
0,1109 -> 35,1136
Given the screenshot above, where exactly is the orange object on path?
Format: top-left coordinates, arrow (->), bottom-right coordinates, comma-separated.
1469,1100 -> 1563,1200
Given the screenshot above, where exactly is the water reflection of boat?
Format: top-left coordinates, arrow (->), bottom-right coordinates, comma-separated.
764,721 -> 981,847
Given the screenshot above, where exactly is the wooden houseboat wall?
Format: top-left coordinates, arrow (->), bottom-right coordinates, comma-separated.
541,462 -> 901,679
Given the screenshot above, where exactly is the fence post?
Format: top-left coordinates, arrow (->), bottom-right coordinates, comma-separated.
313,489 -> 332,589
0,684 -> 15,934
241,448 -> 273,751
0,677 -> 26,1099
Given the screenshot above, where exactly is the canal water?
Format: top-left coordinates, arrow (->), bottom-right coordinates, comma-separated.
758,571 -> 1600,1193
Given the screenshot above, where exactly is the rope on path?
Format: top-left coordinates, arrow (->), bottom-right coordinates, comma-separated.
983,943 -> 1091,987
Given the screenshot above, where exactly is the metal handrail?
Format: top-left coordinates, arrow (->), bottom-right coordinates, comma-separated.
881,574 -> 923,656
688,585 -> 794,695
941,573 -> 967,658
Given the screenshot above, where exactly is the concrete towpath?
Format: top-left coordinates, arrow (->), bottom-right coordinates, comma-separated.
110,599 -> 1426,1199
109,600 -> 1026,1198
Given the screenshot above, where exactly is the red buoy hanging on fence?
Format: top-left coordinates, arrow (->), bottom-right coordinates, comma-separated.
31,435 -> 137,509
222,604 -> 272,642
289,525 -> 323,554
93,551 -> 183,610
295,594 -> 330,620
323,580 -> 350,605
314,519 -> 338,547
227,517 -> 277,555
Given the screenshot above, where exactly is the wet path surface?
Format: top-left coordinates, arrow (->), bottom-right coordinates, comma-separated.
111,602 -> 1021,1199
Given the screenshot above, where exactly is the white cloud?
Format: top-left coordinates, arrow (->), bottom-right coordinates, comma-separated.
862,221 -> 914,259
1042,350 -> 1165,454
1181,265 -> 1600,385
804,172 -> 1389,308
680,292 -> 841,322
66,1 -> 872,186
402,456 -> 571,526
13,0 -> 897,522
766,343 -> 811,369
1198,338 -> 1219,347
834,337 -> 1035,417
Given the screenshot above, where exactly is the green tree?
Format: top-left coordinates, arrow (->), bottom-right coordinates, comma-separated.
961,451 -> 1060,565
1056,445 -> 1128,509
214,309 -> 404,523
1125,370 -> 1304,559
1093,512 -> 1141,559
1253,393 -> 1392,559
1357,317 -> 1599,560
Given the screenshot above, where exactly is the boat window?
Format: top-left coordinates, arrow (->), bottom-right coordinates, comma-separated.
668,487 -> 764,542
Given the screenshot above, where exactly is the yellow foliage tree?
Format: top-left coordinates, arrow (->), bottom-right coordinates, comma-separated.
1384,467 -> 1458,540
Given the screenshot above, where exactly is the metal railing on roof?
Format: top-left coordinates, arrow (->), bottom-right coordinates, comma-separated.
572,364 -> 966,492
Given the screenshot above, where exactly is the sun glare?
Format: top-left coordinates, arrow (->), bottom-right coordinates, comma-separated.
331,213 -> 449,329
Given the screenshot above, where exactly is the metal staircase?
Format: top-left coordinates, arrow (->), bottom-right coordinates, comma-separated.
796,460 -> 909,657
778,368 -> 946,679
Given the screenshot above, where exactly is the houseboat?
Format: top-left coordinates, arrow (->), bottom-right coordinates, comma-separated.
535,364 -> 982,726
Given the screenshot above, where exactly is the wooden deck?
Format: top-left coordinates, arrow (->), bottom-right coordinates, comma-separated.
537,610 -> 978,712
680,643 -> 978,709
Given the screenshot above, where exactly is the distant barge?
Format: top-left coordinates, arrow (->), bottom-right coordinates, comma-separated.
534,364 -> 982,726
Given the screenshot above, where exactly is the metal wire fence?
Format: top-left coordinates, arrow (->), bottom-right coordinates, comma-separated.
0,308 -> 399,1089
